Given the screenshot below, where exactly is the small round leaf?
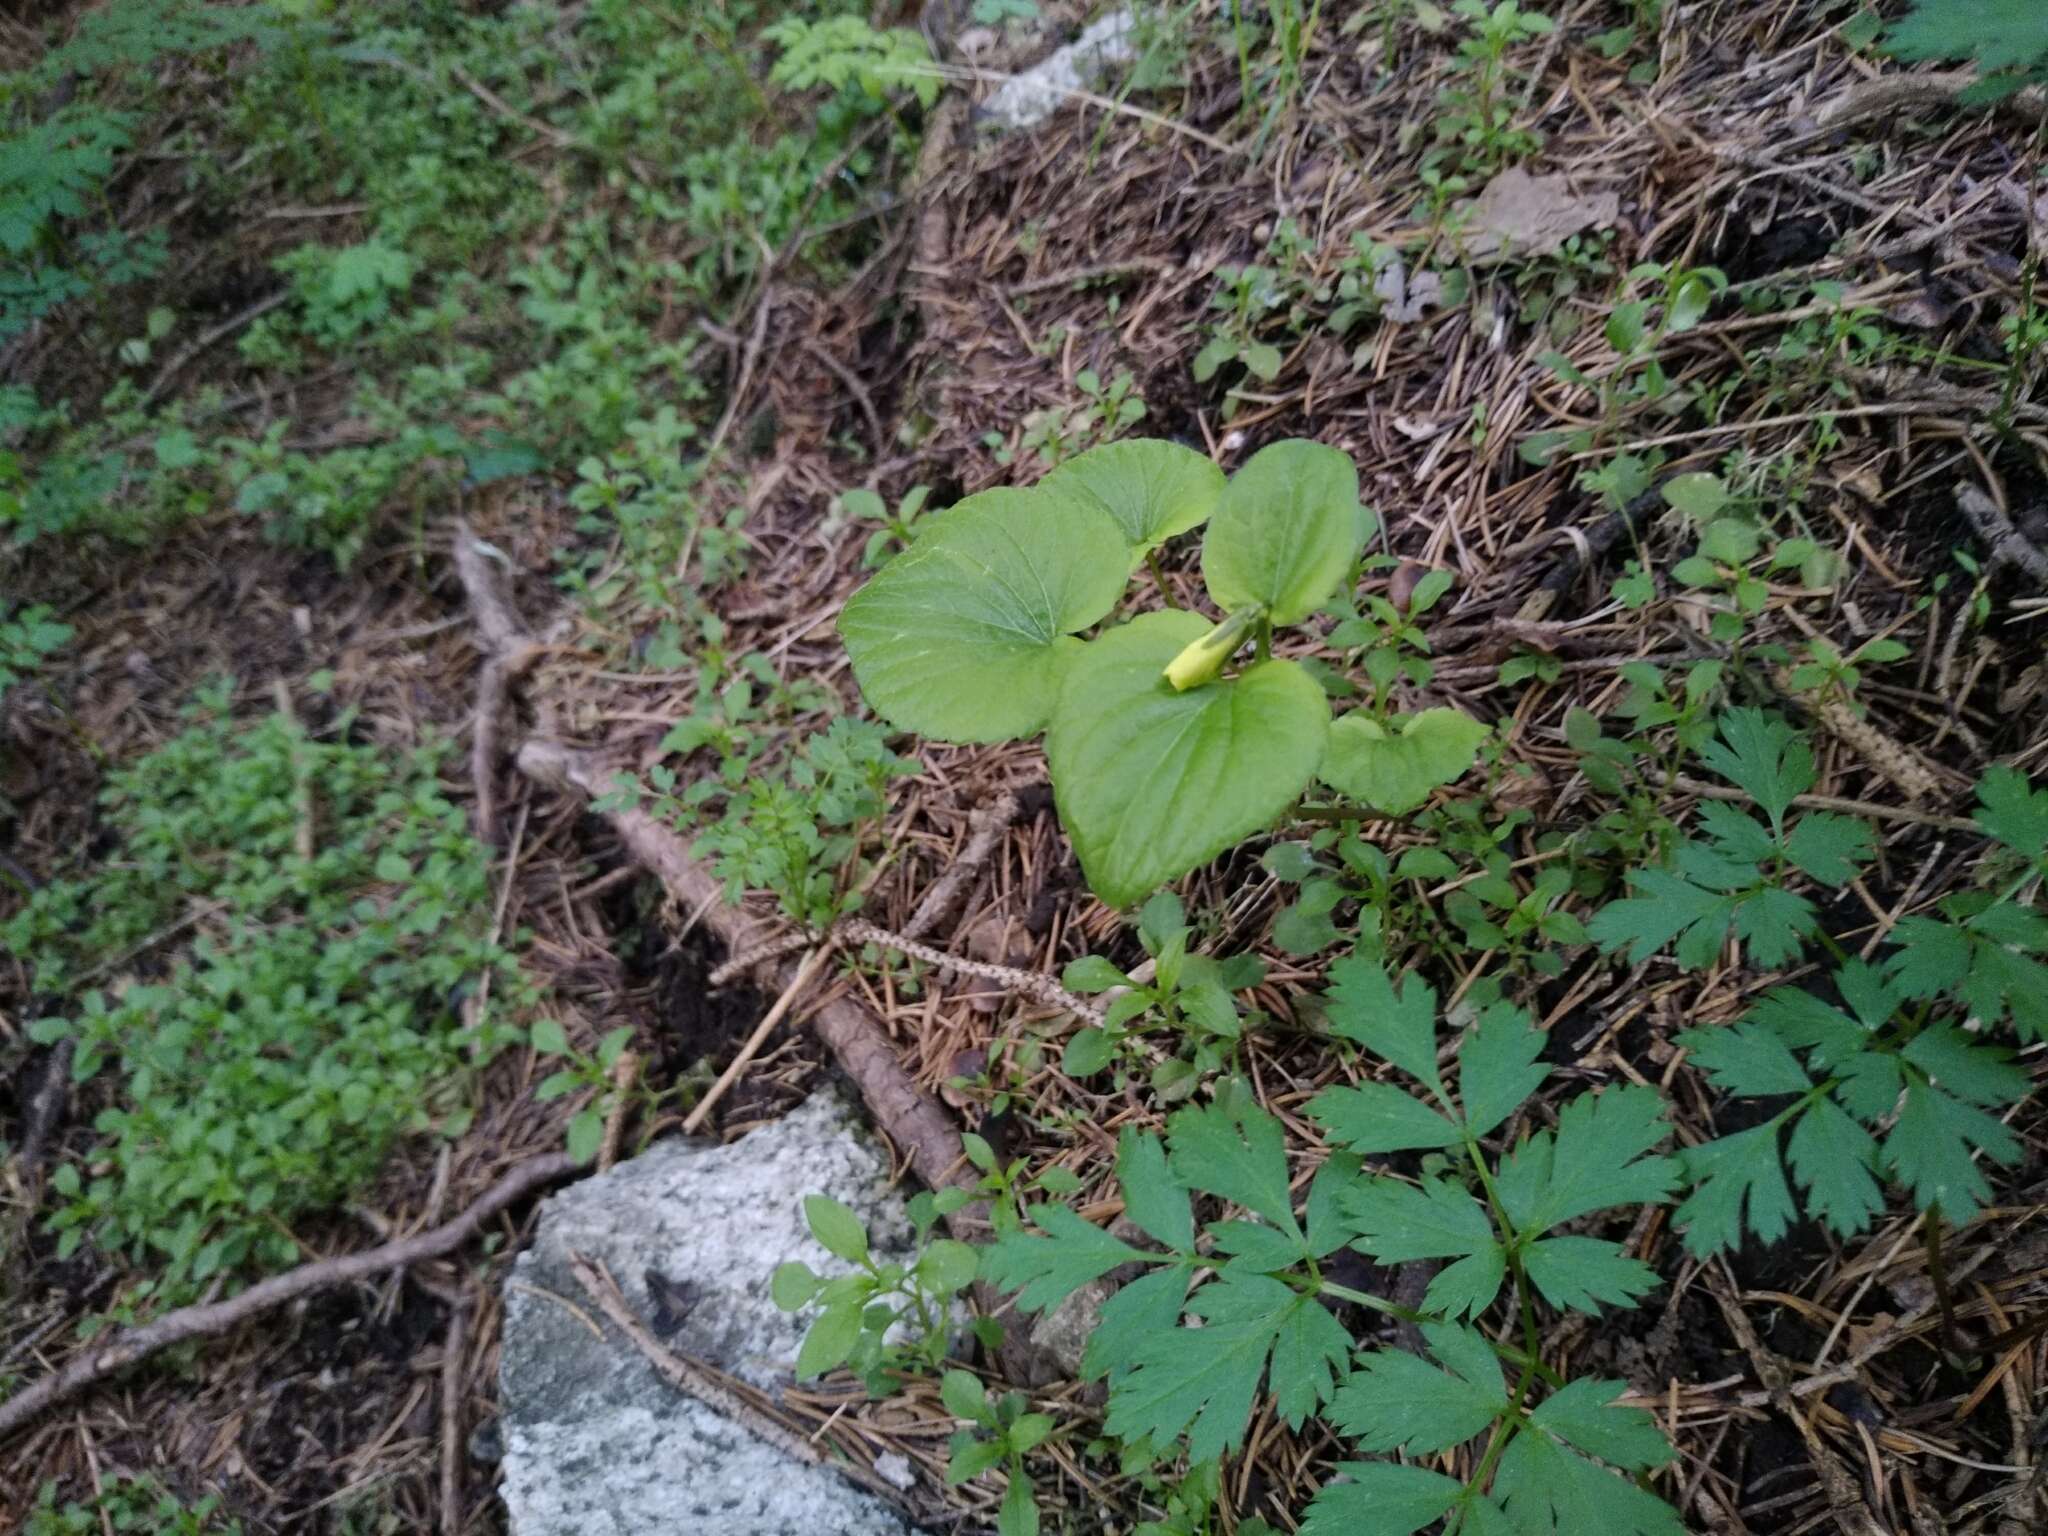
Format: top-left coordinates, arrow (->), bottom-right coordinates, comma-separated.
1041,438 -> 1224,556
1202,440 -> 1365,625
1047,611 -> 1331,907
1318,708 -> 1489,815
838,486 -> 1129,743
803,1194 -> 870,1264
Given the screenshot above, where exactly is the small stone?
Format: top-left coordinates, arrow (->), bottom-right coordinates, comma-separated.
978,10 -> 1138,133
497,1090 -> 920,1536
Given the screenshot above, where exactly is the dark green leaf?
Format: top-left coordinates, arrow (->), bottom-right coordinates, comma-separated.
983,1204 -> 1149,1313
1167,1100 -> 1301,1238
1326,1328 -> 1505,1453
1322,953 -> 1443,1092
1300,1463 -> 1466,1536
1458,1002 -> 1549,1138
1673,1121 -> 1795,1257
1307,1080 -> 1461,1154
1522,1236 -> 1660,1313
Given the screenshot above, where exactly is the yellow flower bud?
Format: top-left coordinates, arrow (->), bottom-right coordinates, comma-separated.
1163,607 -> 1263,692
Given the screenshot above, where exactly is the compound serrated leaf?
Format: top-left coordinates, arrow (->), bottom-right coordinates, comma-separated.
1458,1002 -> 1550,1138
1495,1430 -> 1685,1536
1167,1100 -> 1302,1239
1082,1261 -> 1193,1381
1786,1096 -> 1883,1238
1307,1080 -> 1460,1154
1327,1338 -> 1506,1453
1300,1462 -> 1467,1536
1343,1175 -> 1505,1318
1496,1086 -> 1678,1236
1678,1022 -> 1812,1096
1883,1079 -> 2020,1217
1529,1377 -> 1675,1471
1116,1128 -> 1195,1253
983,1203 -> 1149,1313
1323,953 -> 1443,1092
1105,1271 -> 1343,1463
1522,1235 -> 1661,1313
1673,1120 -> 1795,1257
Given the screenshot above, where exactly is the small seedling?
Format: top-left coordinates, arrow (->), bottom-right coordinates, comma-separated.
772,1192 -> 979,1393
1059,891 -> 1266,1101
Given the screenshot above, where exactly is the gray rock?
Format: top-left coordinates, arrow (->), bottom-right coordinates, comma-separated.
979,9 -> 1138,133
498,1090 -> 919,1536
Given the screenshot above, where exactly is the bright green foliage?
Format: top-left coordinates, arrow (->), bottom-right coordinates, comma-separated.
1060,891 -> 1267,1100
1673,950 -> 2031,1253
1049,611 -> 1331,906
7,688 -> 525,1306
773,1191 -> 980,1393
3,0 -> 907,562
763,15 -> 938,108
838,486 -> 1130,742
1318,707 -> 1491,815
1589,709 -> 1872,969
23,1474 -> 239,1536
0,602 -> 73,712
530,1020 -> 641,1165
841,437 -> 1401,905
614,716 -> 916,932
1201,440 -> 1363,625
1430,0 -> 1556,174
940,1369 -> 1057,1536
1886,766 -> 2048,1041
1889,1 -> 2048,97
979,960 -> 1680,1527
1042,439 -> 1224,557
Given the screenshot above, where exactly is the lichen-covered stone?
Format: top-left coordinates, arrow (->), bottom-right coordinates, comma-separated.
497,1090 -> 918,1536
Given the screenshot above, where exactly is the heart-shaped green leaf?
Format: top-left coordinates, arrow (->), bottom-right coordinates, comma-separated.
838,486 -> 1129,743
1042,438 -> 1226,557
1048,610 -> 1330,907
1203,440 -> 1368,625
1318,708 -> 1490,814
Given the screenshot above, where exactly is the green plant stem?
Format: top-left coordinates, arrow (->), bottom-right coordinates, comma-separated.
1291,803 -> 1378,824
1148,550 -> 1179,607
1316,1278 -> 1422,1325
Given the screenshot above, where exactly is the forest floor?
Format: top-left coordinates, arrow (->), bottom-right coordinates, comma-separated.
2,2 -> 2046,1534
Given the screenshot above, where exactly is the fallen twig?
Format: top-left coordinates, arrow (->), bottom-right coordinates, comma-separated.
438,1297 -> 470,1536
839,917 -> 1103,1025
0,1153 -> 577,1440
683,945 -> 837,1134
515,740 -> 971,1195
903,791 -> 1022,942
1957,486 -> 2048,587
454,524 -> 547,843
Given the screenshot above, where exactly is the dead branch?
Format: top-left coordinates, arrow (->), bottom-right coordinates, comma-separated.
1957,486 -> 2048,587
438,1297 -> 470,1536
903,791 -> 1022,941
0,1153 -> 577,1441
516,740 -> 970,1197
453,523 -> 547,843
1816,71 -> 2047,131
838,917 -> 1102,1024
